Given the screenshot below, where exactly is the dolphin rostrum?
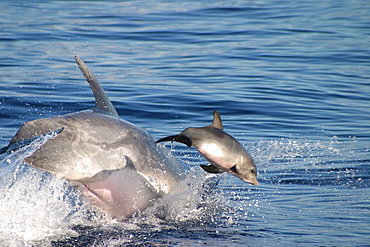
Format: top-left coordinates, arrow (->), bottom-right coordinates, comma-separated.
1,56 -> 183,218
156,111 -> 258,185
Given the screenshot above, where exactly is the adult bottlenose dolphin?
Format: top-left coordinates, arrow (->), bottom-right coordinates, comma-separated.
156,111 -> 258,186
1,56 -> 183,218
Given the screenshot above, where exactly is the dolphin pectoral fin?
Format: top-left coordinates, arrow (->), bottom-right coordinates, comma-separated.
1,127 -> 64,154
200,164 -> 225,174
156,134 -> 193,147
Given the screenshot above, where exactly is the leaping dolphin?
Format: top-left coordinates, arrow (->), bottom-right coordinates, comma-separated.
1,56 -> 183,218
156,111 -> 258,186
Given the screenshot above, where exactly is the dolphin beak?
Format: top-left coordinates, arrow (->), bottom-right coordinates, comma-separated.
243,176 -> 258,186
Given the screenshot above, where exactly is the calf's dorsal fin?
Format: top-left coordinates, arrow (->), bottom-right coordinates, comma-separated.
75,56 -> 118,117
210,111 -> 223,130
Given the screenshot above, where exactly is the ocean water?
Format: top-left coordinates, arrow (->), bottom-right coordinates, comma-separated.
0,0 -> 369,246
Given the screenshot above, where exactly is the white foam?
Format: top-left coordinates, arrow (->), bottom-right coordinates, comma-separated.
0,136 -> 90,243
0,140 -> 223,244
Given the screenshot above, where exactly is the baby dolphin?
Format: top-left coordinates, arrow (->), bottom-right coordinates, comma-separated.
156,111 -> 258,185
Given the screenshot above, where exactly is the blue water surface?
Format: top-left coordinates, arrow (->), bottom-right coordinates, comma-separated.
1,0 -> 369,246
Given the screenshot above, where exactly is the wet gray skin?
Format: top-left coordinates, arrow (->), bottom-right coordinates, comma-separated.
156,111 -> 258,186
1,56 -> 183,219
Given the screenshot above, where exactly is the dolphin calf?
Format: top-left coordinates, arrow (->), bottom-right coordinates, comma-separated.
156,111 -> 258,185
1,56 -> 183,218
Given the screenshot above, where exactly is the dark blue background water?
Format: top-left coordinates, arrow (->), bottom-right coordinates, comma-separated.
0,1 -> 369,246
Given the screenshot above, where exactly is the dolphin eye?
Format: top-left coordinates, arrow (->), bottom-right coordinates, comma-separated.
230,165 -> 239,175
251,168 -> 256,175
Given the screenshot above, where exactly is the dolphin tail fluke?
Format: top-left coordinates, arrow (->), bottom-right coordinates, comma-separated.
155,134 -> 193,147
200,164 -> 224,174
155,135 -> 178,143
1,127 -> 64,154
74,56 -> 118,117
0,146 -> 8,154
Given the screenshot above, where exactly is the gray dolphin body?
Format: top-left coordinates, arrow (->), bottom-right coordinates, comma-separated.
2,56 -> 183,218
156,111 -> 258,186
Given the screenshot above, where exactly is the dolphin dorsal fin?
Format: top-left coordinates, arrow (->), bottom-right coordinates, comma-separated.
210,111 -> 223,130
75,56 -> 119,117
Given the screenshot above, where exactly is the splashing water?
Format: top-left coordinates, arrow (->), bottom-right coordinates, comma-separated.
0,135 -> 224,246
0,134 -> 368,246
248,135 -> 366,187
0,133 -> 90,245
